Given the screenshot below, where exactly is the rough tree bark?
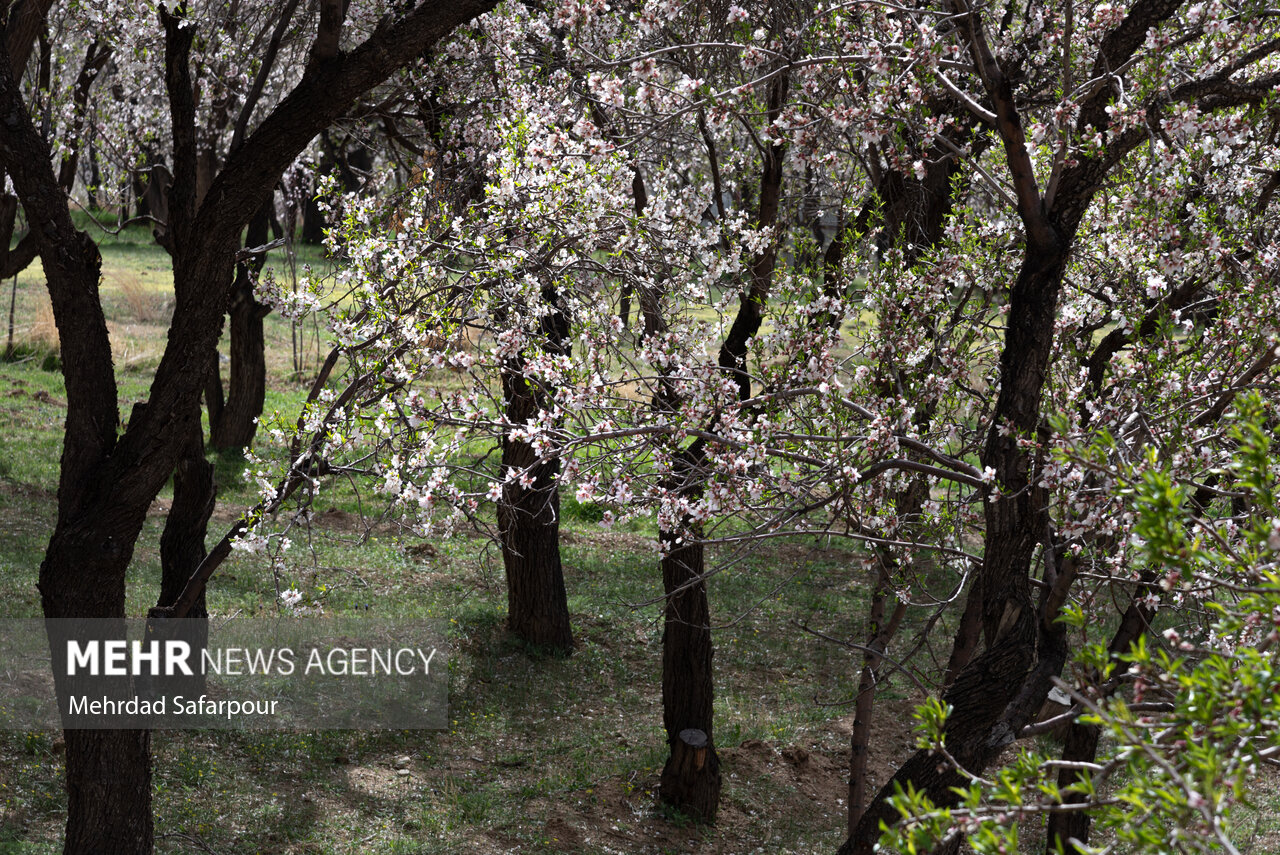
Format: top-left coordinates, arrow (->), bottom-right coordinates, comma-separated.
158,421 -> 214,621
0,36 -> 158,853
839,241 -> 1069,855
658,518 -> 721,821
497,285 -> 574,654
652,324 -> 728,815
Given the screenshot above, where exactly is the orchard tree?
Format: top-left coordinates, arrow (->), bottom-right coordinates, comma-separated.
820,0 -> 1280,847
886,395 -> 1280,854
0,0 -> 500,851
277,0 -> 824,819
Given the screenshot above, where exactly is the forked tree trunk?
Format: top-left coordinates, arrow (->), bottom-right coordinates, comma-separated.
208,202 -> 272,451
658,518 -> 721,821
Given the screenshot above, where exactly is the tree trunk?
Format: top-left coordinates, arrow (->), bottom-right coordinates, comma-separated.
848,576 -> 887,836
841,242 -> 1069,855
86,127 -> 102,210
301,130 -> 369,244
496,443 -> 573,653
301,179 -> 326,244
1046,720 -> 1101,855
1046,588 -> 1154,855
154,415 -> 213,701
658,522 -> 721,821
62,730 -> 153,855
653,68 -> 787,826
41,504 -> 159,855
661,728 -> 720,821
943,585 -> 983,688
497,331 -> 573,654
208,202 -> 271,451
847,554 -> 909,835
159,416 -> 214,619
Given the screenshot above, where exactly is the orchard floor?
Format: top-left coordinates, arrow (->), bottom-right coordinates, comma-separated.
0,378 -> 923,855
0,479 -> 923,854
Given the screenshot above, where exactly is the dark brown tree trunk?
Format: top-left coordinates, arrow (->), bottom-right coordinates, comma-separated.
496,433 -> 573,653
2,25 -> 156,848
497,292 -> 573,653
841,243 -> 1069,855
301,177 -> 327,244
658,520 -> 721,821
302,130 -> 370,244
62,729 -> 153,855
154,412 -> 213,701
208,202 -> 271,451
158,417 -> 213,619
86,127 -> 102,209
848,573 -> 886,835
1046,721 -> 1101,855
42,519 -> 158,855
847,554 -> 909,835
943,586 -> 983,688
1046,588 -> 1154,855
55,40 -> 110,195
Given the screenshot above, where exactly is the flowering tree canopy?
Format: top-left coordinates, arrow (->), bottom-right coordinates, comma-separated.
237,0 -> 1280,847
10,0 -> 1278,850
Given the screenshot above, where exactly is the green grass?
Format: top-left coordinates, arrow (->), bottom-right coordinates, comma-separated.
0,508 -> 872,852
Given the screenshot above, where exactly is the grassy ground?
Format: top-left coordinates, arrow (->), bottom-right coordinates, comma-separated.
0,227 -> 924,855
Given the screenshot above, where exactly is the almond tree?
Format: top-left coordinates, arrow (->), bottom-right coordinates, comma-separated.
0,1 -> 499,851
825,0 -> 1280,849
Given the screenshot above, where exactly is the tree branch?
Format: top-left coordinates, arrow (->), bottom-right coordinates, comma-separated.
309,0 -> 348,66
230,0 -> 302,154
947,0 -> 1053,246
